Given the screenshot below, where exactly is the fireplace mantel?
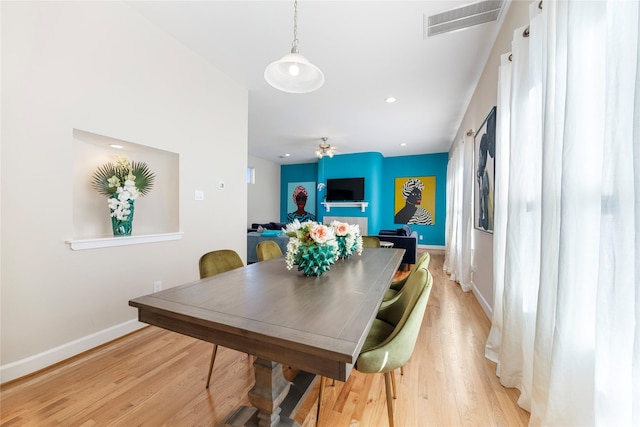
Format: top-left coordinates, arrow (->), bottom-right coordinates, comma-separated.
321,201 -> 368,212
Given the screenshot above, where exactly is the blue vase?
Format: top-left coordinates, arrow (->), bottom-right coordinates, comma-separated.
336,236 -> 352,259
296,244 -> 335,276
111,201 -> 134,236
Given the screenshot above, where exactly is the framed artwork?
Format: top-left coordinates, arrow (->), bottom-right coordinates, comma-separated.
393,176 -> 436,225
286,181 -> 316,223
474,106 -> 496,233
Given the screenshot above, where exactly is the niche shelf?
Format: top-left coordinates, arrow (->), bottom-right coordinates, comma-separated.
321,201 -> 369,212
66,232 -> 184,251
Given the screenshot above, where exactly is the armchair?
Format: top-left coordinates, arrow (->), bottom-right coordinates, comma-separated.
376,225 -> 418,265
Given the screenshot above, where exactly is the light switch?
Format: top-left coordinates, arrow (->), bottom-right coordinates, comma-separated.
195,190 -> 204,201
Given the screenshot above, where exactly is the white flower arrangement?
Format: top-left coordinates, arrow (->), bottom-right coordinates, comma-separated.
107,179 -> 139,220
92,155 -> 155,236
92,155 -> 155,221
330,220 -> 363,259
284,220 -> 339,274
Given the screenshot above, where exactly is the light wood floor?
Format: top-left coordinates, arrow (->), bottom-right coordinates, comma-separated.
0,252 -> 530,426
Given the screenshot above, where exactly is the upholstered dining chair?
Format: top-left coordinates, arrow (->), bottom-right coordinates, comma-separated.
361,236 -> 381,248
198,249 -> 245,389
383,251 -> 431,302
317,268 -> 433,427
380,252 -> 430,378
256,240 -> 283,262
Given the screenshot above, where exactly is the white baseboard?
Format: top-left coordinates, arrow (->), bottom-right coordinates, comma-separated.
471,282 -> 493,319
0,319 -> 146,384
418,244 -> 445,253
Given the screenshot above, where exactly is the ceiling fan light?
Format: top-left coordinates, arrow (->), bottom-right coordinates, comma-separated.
265,52 -> 324,94
316,137 -> 335,159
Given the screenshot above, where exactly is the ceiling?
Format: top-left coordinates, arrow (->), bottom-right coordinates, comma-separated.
128,1 -> 508,165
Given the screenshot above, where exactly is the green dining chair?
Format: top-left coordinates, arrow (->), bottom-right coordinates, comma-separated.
383,251 -> 431,302
317,268 -> 433,427
198,249 -> 245,389
380,252 -> 430,378
199,249 -> 244,279
256,240 -> 283,262
361,236 -> 381,248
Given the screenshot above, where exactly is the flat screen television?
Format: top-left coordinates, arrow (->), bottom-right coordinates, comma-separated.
326,177 -> 365,201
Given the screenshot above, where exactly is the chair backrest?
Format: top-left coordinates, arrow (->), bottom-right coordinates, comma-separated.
389,251 -> 430,292
418,251 -> 431,270
377,266 -> 428,327
199,249 -> 244,279
361,236 -> 381,248
356,269 -> 433,373
256,240 -> 283,262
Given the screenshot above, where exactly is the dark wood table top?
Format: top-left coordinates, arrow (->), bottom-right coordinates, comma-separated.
129,247 -> 404,381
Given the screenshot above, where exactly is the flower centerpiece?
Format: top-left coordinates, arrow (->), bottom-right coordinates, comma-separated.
330,221 -> 363,259
284,220 -> 338,276
92,155 -> 155,236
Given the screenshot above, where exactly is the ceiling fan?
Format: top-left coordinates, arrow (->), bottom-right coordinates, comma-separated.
316,137 -> 335,159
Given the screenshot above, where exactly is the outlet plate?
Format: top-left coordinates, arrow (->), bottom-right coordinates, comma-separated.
153,281 -> 162,292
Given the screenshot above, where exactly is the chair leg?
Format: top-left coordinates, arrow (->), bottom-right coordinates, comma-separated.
390,369 -> 397,399
205,344 -> 218,389
384,372 -> 395,427
316,376 -> 326,426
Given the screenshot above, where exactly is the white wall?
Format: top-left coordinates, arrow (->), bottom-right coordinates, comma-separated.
247,155 -> 281,227
450,1 -> 529,317
1,1 -> 248,382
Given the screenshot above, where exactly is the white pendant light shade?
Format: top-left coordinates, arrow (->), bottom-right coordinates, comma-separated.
265,52 -> 324,94
264,0 -> 324,94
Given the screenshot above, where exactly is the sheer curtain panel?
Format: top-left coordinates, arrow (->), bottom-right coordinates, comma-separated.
444,138 -> 473,291
486,1 -> 639,425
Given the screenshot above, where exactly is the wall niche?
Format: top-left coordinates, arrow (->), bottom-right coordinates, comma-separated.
70,129 -> 180,248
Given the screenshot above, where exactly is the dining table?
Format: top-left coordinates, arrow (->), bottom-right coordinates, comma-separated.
129,246 -> 404,427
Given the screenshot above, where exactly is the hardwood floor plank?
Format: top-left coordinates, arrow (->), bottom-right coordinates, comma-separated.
0,252 -> 530,427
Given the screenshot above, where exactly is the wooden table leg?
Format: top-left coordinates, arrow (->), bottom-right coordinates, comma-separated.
248,358 -> 297,427
219,358 -> 304,427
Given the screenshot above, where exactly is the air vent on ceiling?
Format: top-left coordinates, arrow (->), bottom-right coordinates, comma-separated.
425,0 -> 505,38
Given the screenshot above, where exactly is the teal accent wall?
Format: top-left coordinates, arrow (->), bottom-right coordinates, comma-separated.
317,152 -> 383,232
381,153 -> 448,246
281,152 -> 447,245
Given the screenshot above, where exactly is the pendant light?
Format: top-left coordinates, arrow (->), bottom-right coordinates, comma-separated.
264,0 -> 324,94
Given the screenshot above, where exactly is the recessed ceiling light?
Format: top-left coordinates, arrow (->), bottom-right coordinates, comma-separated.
278,153 -> 291,158
400,143 -> 407,147
109,144 -> 123,149
385,97 -> 396,103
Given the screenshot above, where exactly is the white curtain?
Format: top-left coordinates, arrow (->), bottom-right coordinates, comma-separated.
486,0 -> 640,425
444,137 -> 473,291
485,52 -> 513,376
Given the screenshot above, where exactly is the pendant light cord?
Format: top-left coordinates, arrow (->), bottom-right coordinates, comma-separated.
291,0 -> 299,53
